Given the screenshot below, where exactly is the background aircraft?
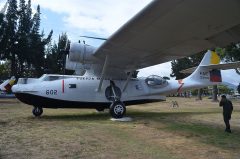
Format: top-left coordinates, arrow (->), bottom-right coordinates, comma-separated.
0,76 -> 16,98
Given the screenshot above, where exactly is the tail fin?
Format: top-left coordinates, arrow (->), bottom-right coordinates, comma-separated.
186,50 -> 222,84
199,50 -> 220,66
0,76 -> 16,93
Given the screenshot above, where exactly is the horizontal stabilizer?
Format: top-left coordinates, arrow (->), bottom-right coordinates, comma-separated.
180,66 -> 197,74
180,61 -> 240,74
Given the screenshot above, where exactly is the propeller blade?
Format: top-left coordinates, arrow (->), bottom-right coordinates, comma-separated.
79,36 -> 107,41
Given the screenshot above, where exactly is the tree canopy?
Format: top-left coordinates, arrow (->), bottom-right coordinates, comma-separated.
0,0 -> 70,79
170,52 -> 205,80
217,44 -> 240,74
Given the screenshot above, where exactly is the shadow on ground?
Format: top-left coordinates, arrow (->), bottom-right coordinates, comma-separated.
28,112 -> 110,121
26,110 -> 216,122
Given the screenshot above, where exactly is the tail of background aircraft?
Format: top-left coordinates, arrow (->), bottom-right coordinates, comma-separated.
0,76 -> 16,93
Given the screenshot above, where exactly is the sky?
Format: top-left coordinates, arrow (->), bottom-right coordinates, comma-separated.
1,0 -> 240,86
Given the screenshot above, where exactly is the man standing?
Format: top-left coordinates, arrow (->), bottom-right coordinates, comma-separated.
237,83 -> 240,94
219,95 -> 233,133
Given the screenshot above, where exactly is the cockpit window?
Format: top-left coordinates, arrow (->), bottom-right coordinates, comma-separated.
39,74 -> 79,82
145,75 -> 168,87
42,76 -> 69,81
49,76 -> 61,81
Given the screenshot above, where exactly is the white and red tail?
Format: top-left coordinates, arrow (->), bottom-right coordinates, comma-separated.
176,50 -> 223,92
185,50 -> 222,84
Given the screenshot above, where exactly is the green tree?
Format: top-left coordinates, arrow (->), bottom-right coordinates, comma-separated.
218,85 -> 234,95
219,44 -> 240,74
16,0 -> 32,77
3,0 -> 18,76
0,61 -> 11,80
214,46 -> 240,101
1,1 -> 53,78
45,42 -> 58,73
45,33 -> 70,74
0,12 -> 6,58
28,5 -> 53,77
170,52 -> 205,80
0,2 -> 8,58
170,57 -> 192,80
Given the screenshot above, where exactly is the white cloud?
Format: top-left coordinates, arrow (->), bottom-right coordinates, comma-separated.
0,0 -> 6,6
32,0 -> 152,37
138,62 -> 172,78
0,0 -> 7,13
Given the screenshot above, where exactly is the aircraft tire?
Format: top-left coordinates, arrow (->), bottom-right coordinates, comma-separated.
32,106 -> 43,117
109,101 -> 126,118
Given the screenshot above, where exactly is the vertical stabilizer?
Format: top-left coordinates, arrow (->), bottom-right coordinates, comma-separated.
185,50 -> 222,84
199,50 -> 220,66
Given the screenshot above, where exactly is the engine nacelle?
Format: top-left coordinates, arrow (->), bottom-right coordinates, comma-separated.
69,43 -> 97,64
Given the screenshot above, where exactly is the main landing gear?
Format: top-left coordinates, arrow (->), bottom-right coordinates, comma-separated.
105,81 -> 126,118
110,101 -> 126,118
32,106 -> 43,117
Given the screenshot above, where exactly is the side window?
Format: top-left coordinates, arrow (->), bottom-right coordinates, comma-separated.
43,76 -> 61,81
145,75 -> 168,88
49,76 -> 60,81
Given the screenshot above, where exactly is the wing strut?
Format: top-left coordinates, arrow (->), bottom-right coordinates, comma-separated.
96,55 -> 109,92
122,71 -> 133,92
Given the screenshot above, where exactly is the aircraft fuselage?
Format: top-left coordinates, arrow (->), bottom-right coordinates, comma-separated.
13,75 -> 165,109
12,73 -> 210,110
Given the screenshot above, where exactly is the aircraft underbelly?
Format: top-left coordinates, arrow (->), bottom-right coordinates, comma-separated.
15,92 -> 165,108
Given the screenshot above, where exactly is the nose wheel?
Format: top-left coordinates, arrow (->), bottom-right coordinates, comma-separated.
32,106 -> 43,117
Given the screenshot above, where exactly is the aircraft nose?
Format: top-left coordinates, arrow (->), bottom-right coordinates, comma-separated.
11,85 -> 17,93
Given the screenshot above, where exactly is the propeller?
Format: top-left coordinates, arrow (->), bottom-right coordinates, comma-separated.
79,36 -> 107,41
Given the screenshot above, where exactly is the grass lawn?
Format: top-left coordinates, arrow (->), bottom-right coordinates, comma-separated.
0,97 -> 240,159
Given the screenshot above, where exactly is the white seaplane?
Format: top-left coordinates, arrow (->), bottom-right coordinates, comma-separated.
12,0 -> 240,118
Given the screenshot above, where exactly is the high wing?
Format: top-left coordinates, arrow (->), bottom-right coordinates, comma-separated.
94,0 -> 240,75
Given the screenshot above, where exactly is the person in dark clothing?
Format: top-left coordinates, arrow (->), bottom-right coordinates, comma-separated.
237,83 -> 240,94
219,95 -> 233,133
